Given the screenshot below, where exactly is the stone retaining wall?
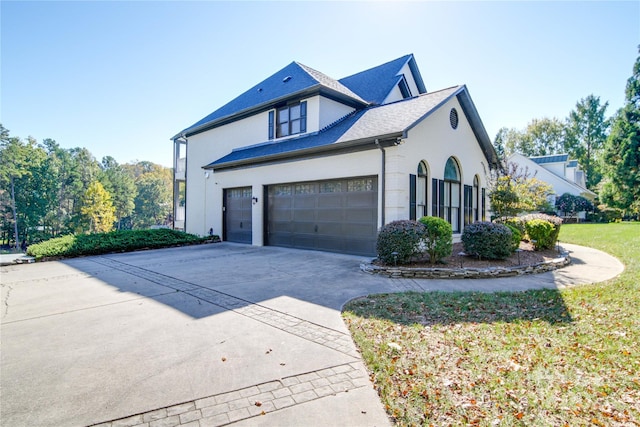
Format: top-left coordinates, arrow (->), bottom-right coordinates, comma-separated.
360,252 -> 571,279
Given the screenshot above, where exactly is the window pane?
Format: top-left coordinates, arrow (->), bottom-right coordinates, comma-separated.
278,107 -> 289,122
452,183 -> 460,207
290,104 -> 301,119
348,178 -> 375,192
279,124 -> 288,137
274,185 -> 292,196
290,119 -> 300,134
417,176 -> 426,205
295,183 -> 314,194
320,181 -> 342,193
444,158 -> 459,181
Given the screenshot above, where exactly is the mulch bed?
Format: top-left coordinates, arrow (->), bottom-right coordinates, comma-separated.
382,241 -> 563,269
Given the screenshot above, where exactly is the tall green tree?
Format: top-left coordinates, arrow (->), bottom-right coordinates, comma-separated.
99,156 -> 137,229
132,163 -> 172,228
600,47 -> 640,216
80,181 -> 116,233
565,95 -> 610,188
0,126 -> 46,247
493,118 -> 565,158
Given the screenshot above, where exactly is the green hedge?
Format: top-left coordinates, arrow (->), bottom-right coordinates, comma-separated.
27,229 -> 212,260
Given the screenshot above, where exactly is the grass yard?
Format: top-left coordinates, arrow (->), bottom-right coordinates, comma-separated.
343,223 -> 639,426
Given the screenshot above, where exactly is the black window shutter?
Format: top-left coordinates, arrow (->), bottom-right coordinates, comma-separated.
431,178 -> 438,217
300,101 -> 307,133
481,188 -> 486,221
268,111 -> 274,140
438,180 -> 445,219
409,174 -> 416,220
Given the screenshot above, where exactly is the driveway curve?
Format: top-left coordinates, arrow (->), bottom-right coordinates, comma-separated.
0,242 -> 623,427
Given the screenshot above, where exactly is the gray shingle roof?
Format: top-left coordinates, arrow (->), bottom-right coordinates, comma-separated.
176,62 -> 368,138
207,86 -> 472,170
339,54 -> 427,104
335,86 -> 460,143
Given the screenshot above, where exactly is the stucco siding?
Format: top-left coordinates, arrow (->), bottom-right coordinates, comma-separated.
318,96 -> 356,129
199,149 -> 382,242
387,96 -> 490,224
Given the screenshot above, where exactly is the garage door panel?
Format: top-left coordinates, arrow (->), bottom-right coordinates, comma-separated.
267,176 -> 377,256
345,208 -> 377,222
292,209 -> 316,222
316,194 -> 344,208
224,187 -> 252,244
347,193 -> 377,207
315,209 -> 343,222
292,235 -> 316,249
293,197 -> 316,209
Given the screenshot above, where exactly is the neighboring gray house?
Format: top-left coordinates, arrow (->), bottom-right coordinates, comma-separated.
508,153 -> 597,219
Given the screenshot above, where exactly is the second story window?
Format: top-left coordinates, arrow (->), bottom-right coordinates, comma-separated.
270,101 -> 307,139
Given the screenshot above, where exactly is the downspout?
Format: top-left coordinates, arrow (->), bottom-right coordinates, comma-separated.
375,139 -> 385,226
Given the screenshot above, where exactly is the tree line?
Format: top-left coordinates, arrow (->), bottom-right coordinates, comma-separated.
0,124 -> 173,248
492,47 -> 639,218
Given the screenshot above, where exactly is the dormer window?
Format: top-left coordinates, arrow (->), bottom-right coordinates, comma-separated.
269,101 -> 307,139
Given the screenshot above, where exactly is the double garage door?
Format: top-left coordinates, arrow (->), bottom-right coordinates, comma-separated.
224,176 -> 378,256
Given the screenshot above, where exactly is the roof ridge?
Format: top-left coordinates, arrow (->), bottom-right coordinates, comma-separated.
319,110 -> 360,133
295,61 -> 367,104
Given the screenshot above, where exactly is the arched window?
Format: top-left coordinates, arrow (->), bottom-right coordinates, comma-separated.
409,161 -> 428,220
473,175 -> 480,222
444,158 -> 461,232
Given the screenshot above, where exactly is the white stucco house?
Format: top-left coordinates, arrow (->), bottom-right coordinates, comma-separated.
507,153 -> 597,219
172,54 -> 499,256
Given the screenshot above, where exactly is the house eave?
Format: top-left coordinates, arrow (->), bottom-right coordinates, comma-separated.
205,133 -> 402,171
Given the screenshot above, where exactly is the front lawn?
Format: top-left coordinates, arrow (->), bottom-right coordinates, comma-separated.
343,223 -> 639,426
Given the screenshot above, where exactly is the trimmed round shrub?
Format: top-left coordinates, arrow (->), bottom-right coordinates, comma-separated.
521,213 -> 562,247
524,219 -> 555,250
505,223 -> 522,252
376,220 -> 425,265
418,216 -> 452,263
461,221 -> 513,260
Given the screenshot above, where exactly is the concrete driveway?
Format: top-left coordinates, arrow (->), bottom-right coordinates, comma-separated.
0,242 -> 623,426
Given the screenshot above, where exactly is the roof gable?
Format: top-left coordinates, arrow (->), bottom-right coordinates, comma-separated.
338,54 -> 427,104
178,61 -> 367,138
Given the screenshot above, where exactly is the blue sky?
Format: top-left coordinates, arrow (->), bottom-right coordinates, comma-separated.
2,1 -> 638,168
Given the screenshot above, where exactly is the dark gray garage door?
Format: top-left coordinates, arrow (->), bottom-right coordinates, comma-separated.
224,187 -> 252,244
267,176 -> 378,256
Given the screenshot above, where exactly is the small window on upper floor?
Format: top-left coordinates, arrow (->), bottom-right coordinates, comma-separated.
398,76 -> 412,99
269,101 -> 307,139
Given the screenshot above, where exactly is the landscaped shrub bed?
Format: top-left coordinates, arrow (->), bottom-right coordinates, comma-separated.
27,229 -> 212,260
